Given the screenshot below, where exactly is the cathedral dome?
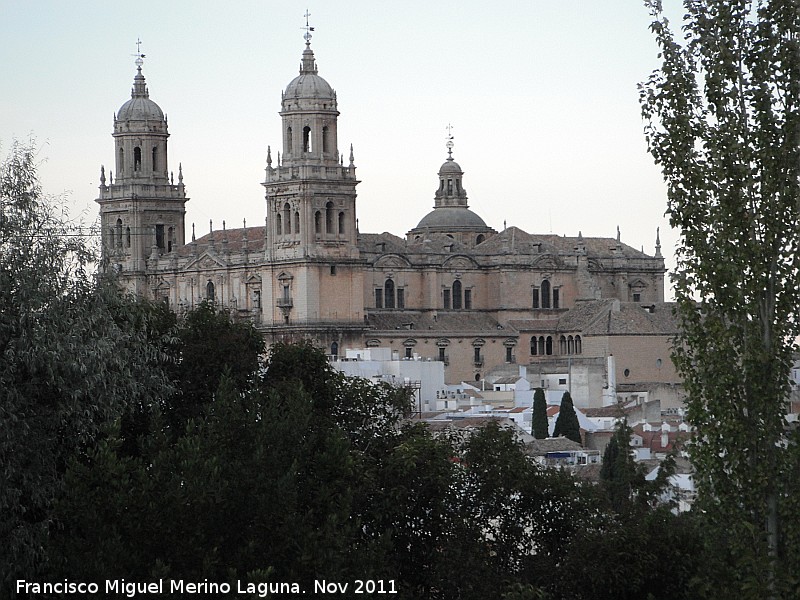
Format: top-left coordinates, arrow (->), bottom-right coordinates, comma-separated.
284,45 -> 335,101
117,95 -> 164,121
116,64 -> 164,122
284,73 -> 335,100
438,158 -> 462,174
416,206 -> 488,229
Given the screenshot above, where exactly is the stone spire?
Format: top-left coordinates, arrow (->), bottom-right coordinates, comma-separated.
655,227 -> 662,257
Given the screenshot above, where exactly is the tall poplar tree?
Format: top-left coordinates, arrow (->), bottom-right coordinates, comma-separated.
641,1 -> 800,593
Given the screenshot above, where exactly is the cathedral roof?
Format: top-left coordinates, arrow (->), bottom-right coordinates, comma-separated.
506,301 -> 678,337
580,302 -> 678,336
367,310 -> 504,333
117,63 -> 164,122
177,226 -> 266,257
472,227 -> 653,259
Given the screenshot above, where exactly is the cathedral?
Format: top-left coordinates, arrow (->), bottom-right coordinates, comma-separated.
97,34 -> 680,409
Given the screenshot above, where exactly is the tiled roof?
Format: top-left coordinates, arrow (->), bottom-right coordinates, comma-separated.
525,436 -> 585,455
582,303 -> 679,336
177,226 -> 267,257
367,310 -> 504,333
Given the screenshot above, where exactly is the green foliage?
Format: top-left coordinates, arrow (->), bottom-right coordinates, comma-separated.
641,0 -> 800,592
168,300 -> 264,426
532,387 -> 548,439
556,508 -> 703,600
0,141 -> 173,592
552,391 -> 581,444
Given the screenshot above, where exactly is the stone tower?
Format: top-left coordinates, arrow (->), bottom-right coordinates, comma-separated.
261,34 -> 364,328
96,55 -> 188,296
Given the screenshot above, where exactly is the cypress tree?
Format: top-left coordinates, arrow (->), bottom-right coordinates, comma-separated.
531,388 -> 548,439
552,391 -> 581,444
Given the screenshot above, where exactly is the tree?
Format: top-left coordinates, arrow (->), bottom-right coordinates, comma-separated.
0,141 -> 172,592
600,420 -> 640,513
641,1 -> 800,594
532,387 -> 549,439
552,391 -> 581,444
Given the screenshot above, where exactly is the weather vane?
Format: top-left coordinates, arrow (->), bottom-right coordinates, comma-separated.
132,38 -> 145,68
446,123 -> 454,157
302,10 -> 314,44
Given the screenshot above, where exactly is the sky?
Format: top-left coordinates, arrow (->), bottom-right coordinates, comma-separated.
1,1 -> 681,292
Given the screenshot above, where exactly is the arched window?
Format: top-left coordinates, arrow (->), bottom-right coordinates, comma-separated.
134,147 -> 142,172
330,341 -> 339,357
453,280 -> 462,310
538,336 -> 545,355
167,226 -> 174,252
303,126 -> 312,152
541,279 -> 551,309
125,226 -> 131,248
276,213 -> 282,235
546,336 -> 553,355
118,148 -> 124,175
283,203 -> 291,235
286,127 -> 293,154
560,335 -> 567,354
115,219 -> 123,248
384,279 -> 395,309
294,212 -> 300,234
476,234 -> 485,245
575,335 -> 582,354
315,211 -> 321,234
530,336 -> 538,356
322,126 -> 330,153
325,201 -> 334,234
568,335 -> 574,355
152,146 -> 158,172
447,178 -> 453,194
338,212 -> 345,234
206,281 -> 215,301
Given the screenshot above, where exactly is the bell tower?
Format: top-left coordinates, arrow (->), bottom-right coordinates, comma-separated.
96,49 -> 188,296
261,21 -> 364,327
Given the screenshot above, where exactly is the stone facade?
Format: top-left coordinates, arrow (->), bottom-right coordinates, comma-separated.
97,38 -> 678,406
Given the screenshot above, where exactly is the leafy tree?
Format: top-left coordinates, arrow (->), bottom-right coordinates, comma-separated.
51,341 -> 413,594
641,0 -> 800,593
164,299 -> 263,434
532,387 -> 548,439
0,141 -> 172,592
552,391 -> 581,444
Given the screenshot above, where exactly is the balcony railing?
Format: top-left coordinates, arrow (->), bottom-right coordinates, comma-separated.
276,298 -> 293,308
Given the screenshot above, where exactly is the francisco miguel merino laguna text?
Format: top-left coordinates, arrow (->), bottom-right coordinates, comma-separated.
17,578 -> 399,596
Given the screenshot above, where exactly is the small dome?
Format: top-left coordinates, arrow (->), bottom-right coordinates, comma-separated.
284,73 -> 335,100
438,158 -> 462,174
416,206 -> 488,230
117,68 -> 164,122
284,44 -> 335,102
117,96 -> 164,121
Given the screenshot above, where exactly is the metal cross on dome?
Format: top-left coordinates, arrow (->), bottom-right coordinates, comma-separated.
303,10 -> 315,44
132,38 -> 145,68
446,123 -> 455,157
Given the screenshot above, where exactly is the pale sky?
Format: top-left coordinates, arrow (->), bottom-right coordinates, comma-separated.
1,1 -> 681,293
